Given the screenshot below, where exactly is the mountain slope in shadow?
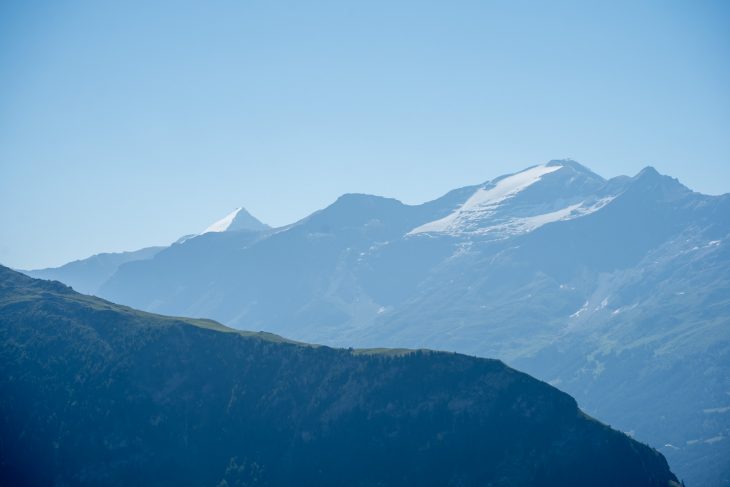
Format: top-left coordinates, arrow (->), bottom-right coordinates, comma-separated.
0,266 -> 679,486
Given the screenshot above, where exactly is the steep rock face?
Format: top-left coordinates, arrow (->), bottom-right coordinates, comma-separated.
0,267 -> 679,487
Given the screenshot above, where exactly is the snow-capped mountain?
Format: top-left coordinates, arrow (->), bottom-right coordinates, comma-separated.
410,161 -> 616,238
24,207 -> 270,295
26,160 -> 730,486
203,207 -> 270,233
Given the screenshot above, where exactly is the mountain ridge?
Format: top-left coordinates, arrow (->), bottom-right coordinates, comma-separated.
0,265 -> 680,486
20,160 -> 730,485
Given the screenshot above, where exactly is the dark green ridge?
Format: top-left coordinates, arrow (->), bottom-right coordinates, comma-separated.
0,265 -> 679,487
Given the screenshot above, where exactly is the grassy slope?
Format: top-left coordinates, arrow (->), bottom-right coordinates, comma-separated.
0,266 -> 679,486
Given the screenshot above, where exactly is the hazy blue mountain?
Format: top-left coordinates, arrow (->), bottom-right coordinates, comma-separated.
22,246 -> 164,295
45,160 -> 730,485
0,266 -> 679,486
21,206 -> 270,296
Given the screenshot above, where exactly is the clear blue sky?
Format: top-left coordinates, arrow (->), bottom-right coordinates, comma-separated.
1,0 -> 728,269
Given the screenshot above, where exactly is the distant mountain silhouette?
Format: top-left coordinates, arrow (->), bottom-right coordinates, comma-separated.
23,246 -> 163,295
22,207 -> 270,296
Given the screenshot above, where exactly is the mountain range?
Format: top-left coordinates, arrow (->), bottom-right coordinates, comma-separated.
24,160 -> 730,486
0,266 -> 680,486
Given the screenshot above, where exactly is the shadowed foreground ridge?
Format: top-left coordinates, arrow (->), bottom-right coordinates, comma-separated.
0,266 -> 678,486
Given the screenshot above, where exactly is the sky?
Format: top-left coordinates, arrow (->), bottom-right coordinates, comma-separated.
1,0 -> 728,269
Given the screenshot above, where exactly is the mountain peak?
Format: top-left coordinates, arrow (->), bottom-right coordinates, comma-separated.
307,193 -> 409,230
410,161 -> 608,237
547,158 -> 590,171
636,165 -> 660,178
203,207 -> 270,234
631,165 -> 690,195
545,159 -> 604,179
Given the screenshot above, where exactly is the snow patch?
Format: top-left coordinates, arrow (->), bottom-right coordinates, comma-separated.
409,162 -> 615,238
484,202 -> 584,236
686,434 -> 726,446
704,406 -> 730,414
410,164 -> 562,235
571,301 -> 589,318
204,208 -> 243,233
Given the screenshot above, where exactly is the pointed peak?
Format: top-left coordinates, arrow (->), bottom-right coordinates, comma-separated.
203,207 -> 270,234
633,166 -> 676,184
637,166 -> 660,178
204,208 -> 243,233
629,165 -> 690,197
